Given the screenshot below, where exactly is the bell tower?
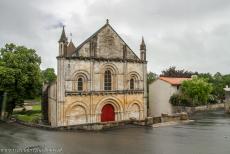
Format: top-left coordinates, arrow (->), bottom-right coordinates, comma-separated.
58,26 -> 68,57
140,36 -> 148,117
140,37 -> 146,61
56,26 -> 68,126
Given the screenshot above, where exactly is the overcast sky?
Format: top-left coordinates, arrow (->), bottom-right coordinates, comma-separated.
0,0 -> 230,74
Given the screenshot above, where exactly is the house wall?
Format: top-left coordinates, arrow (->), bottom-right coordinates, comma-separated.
149,79 -> 177,117
48,82 -> 57,127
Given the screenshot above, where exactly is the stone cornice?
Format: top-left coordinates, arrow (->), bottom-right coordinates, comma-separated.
65,89 -> 144,96
57,56 -> 147,64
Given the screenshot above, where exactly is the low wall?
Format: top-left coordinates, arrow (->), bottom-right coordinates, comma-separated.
224,101 -> 230,113
15,119 -> 148,131
14,112 -> 189,131
173,103 -> 224,115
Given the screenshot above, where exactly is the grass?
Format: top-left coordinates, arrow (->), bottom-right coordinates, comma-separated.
32,104 -> 41,111
34,96 -> 41,102
14,104 -> 41,123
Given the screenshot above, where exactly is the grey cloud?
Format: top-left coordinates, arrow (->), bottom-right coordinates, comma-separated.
0,0 -> 229,74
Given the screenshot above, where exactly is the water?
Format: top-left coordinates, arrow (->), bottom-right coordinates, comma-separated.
0,110 -> 230,154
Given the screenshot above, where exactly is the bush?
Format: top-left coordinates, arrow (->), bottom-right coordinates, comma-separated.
170,94 -> 192,106
208,95 -> 218,104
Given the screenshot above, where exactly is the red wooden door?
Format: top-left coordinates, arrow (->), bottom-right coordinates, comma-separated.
101,104 -> 115,122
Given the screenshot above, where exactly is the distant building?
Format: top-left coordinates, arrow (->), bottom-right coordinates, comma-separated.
149,77 -> 190,117
47,20 -> 147,127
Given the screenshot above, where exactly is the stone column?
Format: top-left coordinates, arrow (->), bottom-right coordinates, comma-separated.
224,86 -> 230,113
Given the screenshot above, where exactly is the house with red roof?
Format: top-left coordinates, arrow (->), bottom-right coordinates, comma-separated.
149,77 -> 190,117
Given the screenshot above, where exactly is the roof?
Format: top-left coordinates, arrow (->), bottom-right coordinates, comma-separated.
159,77 -> 191,86
59,26 -> 68,43
66,41 -> 76,57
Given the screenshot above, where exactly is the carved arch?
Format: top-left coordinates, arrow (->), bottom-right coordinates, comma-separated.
128,71 -> 142,90
95,96 -> 124,122
100,63 -> 119,90
127,100 -> 144,120
65,101 -> 89,125
71,70 -> 90,91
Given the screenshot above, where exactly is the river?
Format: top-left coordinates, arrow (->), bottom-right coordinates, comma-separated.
0,110 -> 230,154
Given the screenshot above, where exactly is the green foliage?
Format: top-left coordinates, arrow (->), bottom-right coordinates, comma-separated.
170,93 -> 191,106
147,72 -> 157,84
198,72 -> 230,101
41,68 -> 57,84
13,104 -> 41,123
181,77 -> 213,106
0,43 -> 42,116
161,66 -> 198,78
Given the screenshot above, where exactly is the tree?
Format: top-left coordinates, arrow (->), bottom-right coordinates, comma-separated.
181,77 -> 213,106
198,72 -> 230,101
41,68 -> 57,84
160,66 -> 197,78
147,72 -> 157,84
0,43 -> 42,116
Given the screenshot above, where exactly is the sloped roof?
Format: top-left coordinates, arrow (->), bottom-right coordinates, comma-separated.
59,26 -> 68,42
66,41 -> 76,57
159,77 -> 191,86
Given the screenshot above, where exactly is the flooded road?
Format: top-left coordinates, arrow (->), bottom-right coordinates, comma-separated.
1,110 -> 230,154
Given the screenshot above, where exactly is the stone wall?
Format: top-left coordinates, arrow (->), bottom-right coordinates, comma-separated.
76,25 -> 139,60
173,103 -> 224,115
224,101 -> 230,114
55,94 -> 145,126
53,53 -> 146,127
15,112 -> 189,131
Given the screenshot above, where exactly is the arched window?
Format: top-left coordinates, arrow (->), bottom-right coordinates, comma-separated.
78,78 -> 83,91
130,78 -> 134,90
104,70 -> 112,90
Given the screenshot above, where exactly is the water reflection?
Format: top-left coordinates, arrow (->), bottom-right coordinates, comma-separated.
0,110 -> 230,154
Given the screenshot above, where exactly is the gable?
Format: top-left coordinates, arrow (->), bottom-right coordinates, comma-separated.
72,24 -> 140,60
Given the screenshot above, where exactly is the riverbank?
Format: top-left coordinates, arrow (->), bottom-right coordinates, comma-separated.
173,103 -> 224,115
152,120 -> 194,128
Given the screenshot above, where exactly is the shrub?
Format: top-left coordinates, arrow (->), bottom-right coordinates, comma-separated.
208,95 -> 218,104
170,93 -> 192,106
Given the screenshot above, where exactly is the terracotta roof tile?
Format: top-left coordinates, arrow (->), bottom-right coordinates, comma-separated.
159,77 -> 191,85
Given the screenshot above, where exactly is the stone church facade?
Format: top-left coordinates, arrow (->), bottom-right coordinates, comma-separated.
48,20 -> 147,127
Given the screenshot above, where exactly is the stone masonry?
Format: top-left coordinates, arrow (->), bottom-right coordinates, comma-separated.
47,20 -> 148,127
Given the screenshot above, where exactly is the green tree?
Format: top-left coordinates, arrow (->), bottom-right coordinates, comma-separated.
41,68 -> 57,84
0,43 -> 42,116
181,77 -> 213,106
147,72 -> 157,84
160,66 -> 197,78
198,72 -> 230,101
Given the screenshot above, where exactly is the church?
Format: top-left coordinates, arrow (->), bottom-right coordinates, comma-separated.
47,20 -> 147,127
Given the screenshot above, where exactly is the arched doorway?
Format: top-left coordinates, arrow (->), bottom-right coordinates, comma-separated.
128,103 -> 140,120
67,105 -> 87,125
101,104 -> 115,122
